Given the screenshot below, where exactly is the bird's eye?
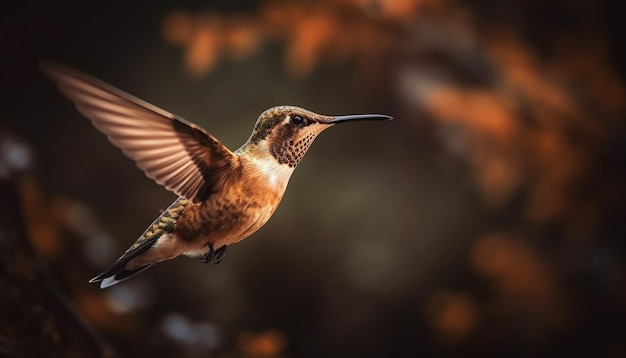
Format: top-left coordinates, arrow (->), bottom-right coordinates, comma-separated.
290,115 -> 304,126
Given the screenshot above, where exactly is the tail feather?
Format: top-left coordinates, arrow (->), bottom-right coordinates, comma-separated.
97,264 -> 154,288
89,237 -> 156,288
89,198 -> 189,288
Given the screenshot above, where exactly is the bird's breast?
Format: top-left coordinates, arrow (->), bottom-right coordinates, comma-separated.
246,154 -> 295,194
174,160 -> 289,248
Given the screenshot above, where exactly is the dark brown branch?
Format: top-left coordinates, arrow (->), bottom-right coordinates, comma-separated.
0,177 -> 117,357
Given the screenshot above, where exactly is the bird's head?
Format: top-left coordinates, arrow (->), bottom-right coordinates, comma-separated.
242,106 -> 391,167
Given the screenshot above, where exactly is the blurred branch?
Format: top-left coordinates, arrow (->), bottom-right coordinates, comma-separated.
0,176 -> 116,357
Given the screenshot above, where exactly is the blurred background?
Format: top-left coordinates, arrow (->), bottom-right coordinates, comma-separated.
2,0 -> 626,357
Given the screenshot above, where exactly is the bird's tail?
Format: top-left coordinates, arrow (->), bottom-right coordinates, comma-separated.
90,263 -> 154,289
89,198 -> 189,288
88,237 -> 156,288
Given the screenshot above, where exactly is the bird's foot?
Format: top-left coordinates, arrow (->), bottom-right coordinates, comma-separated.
201,243 -> 227,264
201,243 -> 214,263
212,245 -> 227,264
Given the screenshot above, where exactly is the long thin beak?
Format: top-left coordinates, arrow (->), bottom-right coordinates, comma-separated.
328,114 -> 393,124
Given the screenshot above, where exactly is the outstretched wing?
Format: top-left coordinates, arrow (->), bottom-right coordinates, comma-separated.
41,61 -> 238,202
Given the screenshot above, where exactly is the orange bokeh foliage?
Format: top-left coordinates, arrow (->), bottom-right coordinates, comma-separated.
237,329 -> 287,358
470,232 -> 568,327
20,176 -> 66,260
162,0 -> 420,77
424,290 -> 480,345
164,11 -> 262,76
418,29 -> 624,239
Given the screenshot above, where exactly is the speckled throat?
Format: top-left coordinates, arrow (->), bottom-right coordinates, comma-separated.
269,129 -> 318,168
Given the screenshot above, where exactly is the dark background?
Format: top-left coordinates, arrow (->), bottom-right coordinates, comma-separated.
2,1 -> 626,357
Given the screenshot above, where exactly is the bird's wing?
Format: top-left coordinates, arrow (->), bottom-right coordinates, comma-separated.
41,62 -> 238,202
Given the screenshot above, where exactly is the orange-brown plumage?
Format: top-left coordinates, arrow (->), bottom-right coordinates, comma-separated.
41,61 -> 391,288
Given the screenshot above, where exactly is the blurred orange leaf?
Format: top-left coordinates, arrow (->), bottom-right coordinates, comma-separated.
424,290 -> 480,345
237,329 -> 287,358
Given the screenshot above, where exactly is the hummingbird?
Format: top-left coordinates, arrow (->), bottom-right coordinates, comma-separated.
41,62 -> 391,288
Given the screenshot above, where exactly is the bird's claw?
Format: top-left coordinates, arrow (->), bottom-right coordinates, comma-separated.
201,243 -> 227,264
212,245 -> 227,264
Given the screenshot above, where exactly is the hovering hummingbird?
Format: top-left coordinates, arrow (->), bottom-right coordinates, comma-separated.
41,62 -> 391,288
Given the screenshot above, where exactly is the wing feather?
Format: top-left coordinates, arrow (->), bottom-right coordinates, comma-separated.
41,62 -> 239,202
